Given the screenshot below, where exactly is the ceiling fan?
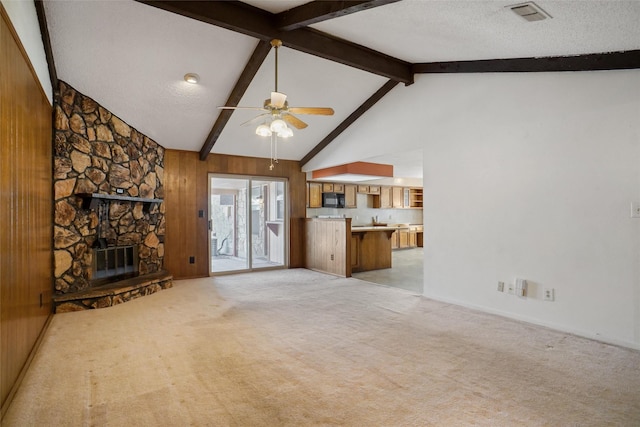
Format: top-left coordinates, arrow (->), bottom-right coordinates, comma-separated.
219,39 -> 335,136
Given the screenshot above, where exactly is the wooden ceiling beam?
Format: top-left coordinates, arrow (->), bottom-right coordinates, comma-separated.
199,40 -> 272,160
276,0 -> 402,31
300,79 -> 400,167
34,0 -> 58,95
136,0 -> 413,84
413,50 -> 640,73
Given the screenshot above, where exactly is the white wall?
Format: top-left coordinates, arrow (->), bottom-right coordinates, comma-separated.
421,71 -> 640,349
1,0 -> 52,104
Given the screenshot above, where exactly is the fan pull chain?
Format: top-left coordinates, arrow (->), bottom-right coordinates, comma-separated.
270,133 -> 274,170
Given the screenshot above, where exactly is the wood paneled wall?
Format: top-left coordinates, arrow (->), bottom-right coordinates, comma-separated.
164,150 -> 307,278
1,7 -> 53,415
305,218 -> 352,277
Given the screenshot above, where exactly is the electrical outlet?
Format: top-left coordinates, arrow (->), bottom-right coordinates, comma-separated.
543,288 -> 555,301
497,281 -> 504,292
189,256 -> 195,264
330,254 -> 334,261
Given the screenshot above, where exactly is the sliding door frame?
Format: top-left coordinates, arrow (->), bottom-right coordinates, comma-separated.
208,173 -> 289,276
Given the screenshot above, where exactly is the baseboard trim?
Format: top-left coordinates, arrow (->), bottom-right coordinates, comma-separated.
422,292 -> 640,352
1,313 -> 53,421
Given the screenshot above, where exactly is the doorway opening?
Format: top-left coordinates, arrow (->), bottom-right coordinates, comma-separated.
209,175 -> 287,274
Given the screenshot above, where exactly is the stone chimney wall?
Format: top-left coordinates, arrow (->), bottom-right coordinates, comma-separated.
53,81 -> 165,294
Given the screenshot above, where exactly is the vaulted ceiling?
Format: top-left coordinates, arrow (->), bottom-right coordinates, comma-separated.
41,0 -> 640,183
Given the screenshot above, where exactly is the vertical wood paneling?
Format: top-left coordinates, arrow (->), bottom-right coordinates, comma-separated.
304,218 -> 350,277
1,7 -> 53,414
163,150 -> 307,279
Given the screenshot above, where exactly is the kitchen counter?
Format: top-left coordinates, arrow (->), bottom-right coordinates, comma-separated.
352,224 -> 423,231
351,226 -> 398,232
352,224 -> 423,252
350,226 -> 395,273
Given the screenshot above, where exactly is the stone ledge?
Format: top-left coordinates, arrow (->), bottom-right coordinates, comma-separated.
53,270 -> 173,313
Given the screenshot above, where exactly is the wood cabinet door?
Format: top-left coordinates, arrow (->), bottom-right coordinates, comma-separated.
380,187 -> 392,208
368,186 -> 380,195
391,231 -> 399,249
344,184 -> 357,208
333,183 -> 344,193
409,231 -> 417,247
357,185 -> 369,193
309,182 -> 322,208
322,183 -> 334,192
399,230 -> 409,248
392,187 -> 404,208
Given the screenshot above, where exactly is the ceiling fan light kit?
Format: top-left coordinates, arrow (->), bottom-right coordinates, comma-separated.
218,39 -> 334,168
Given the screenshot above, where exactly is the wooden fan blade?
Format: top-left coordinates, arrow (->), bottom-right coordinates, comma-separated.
240,113 -> 269,127
283,113 -> 308,129
218,106 -> 265,111
288,107 -> 334,115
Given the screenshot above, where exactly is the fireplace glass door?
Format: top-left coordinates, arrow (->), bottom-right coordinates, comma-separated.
209,175 -> 287,274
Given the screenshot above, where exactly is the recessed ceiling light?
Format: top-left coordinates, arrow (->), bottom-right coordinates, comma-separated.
508,2 -> 552,22
184,73 -> 200,84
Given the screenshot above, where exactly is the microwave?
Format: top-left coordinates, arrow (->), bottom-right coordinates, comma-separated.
322,192 -> 345,208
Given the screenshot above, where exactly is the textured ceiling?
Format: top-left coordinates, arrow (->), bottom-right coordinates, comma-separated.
43,0 -> 640,182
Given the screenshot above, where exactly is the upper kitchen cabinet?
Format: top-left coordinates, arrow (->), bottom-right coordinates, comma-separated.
392,187 -> 404,208
373,186 -> 392,209
344,185 -> 357,208
409,188 -> 423,208
308,182 -> 322,208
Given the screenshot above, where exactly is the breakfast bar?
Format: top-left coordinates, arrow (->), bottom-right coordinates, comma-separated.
350,226 -> 395,273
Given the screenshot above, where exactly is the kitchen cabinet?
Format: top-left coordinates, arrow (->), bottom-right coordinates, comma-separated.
410,188 -> 423,208
380,186 -> 392,208
409,230 -> 417,247
308,182 -> 322,208
391,226 -> 422,250
399,229 -> 409,248
344,184 -> 357,208
368,186 -> 380,195
373,186 -> 392,208
373,187 -> 393,209
390,231 -> 399,249
322,183 -> 334,192
333,183 -> 344,193
392,187 -> 404,208
357,185 -> 369,193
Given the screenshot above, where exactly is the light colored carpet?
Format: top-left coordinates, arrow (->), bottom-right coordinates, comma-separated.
4,269 -> 640,426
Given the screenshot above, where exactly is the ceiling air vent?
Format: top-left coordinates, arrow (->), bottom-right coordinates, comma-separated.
508,2 -> 552,22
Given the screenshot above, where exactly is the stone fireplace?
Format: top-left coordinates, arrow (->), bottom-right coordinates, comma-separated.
53,81 -> 172,311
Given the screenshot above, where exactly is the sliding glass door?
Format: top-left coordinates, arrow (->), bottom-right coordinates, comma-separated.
209,175 -> 287,274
